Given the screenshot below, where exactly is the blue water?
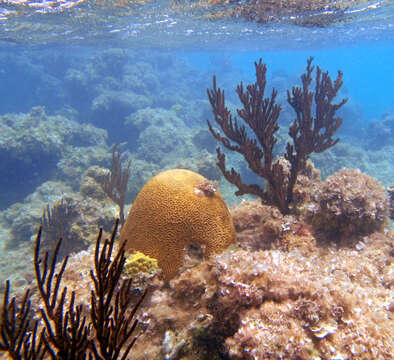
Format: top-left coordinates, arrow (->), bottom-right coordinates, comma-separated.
181,43 -> 394,122
0,2 -> 392,230
0,1 -> 392,210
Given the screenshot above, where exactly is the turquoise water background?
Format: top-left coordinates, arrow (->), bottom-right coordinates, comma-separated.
181,43 -> 394,122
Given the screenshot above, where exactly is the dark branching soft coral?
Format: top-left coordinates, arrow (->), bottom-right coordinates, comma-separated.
388,184 -> 394,220
40,197 -> 85,260
207,57 -> 347,214
100,144 -> 131,225
0,220 -> 147,360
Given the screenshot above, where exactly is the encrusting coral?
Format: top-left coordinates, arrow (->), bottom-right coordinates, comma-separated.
124,251 -> 159,279
1,166 -> 391,360
120,169 -> 236,279
207,57 -> 347,215
124,200 -> 393,360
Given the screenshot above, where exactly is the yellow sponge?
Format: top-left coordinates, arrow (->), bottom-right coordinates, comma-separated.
124,251 -> 159,278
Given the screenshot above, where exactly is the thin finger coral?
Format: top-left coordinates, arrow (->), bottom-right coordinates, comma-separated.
120,169 -> 236,280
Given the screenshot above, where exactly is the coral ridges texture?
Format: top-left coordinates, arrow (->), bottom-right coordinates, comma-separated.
117,165 -> 391,359
120,169 -> 236,279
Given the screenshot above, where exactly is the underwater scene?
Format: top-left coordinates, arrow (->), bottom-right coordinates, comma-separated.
0,0 -> 393,359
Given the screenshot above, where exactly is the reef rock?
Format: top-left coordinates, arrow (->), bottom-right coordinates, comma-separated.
0,106 -> 108,208
312,169 -> 388,242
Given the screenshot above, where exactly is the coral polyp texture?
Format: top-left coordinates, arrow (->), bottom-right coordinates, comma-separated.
124,251 -> 159,279
120,169 -> 236,279
312,169 -> 388,240
1,169 -> 391,360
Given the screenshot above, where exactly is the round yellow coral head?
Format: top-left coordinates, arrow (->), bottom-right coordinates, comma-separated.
120,169 -> 236,280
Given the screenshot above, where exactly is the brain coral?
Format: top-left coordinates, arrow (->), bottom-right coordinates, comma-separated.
312,168 -> 388,239
120,169 -> 236,279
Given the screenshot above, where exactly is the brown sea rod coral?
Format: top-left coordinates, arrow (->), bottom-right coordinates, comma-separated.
40,197 -> 85,259
207,57 -> 347,214
100,144 -> 131,225
312,168 -> 388,241
0,220 -> 147,360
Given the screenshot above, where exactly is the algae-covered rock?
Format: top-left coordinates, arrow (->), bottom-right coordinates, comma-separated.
0,107 -> 108,208
125,108 -> 200,167
312,169 -> 388,240
2,181 -> 75,246
366,113 -> 394,150
1,168 -> 119,251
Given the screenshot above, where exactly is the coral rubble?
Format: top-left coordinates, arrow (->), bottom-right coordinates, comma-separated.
128,199 -> 393,359
119,166 -> 391,359
0,49 -> 392,360
1,165 -> 391,360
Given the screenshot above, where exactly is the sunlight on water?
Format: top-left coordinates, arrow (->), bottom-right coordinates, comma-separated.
0,0 -> 393,48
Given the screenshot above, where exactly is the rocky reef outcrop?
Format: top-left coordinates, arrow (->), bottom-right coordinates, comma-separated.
311,169 -> 388,241
2,166 -> 389,360
0,106 -> 108,209
125,183 -> 392,359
